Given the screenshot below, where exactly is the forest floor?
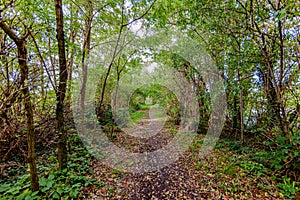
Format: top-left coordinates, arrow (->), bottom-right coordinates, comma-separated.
82,108 -> 285,199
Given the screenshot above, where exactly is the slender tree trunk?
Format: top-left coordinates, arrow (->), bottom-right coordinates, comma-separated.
237,68 -> 244,143
98,4 -> 126,111
233,95 -> 239,140
277,16 -> 289,139
80,0 -> 93,135
0,21 -> 39,191
65,3 -> 78,116
54,0 -> 68,170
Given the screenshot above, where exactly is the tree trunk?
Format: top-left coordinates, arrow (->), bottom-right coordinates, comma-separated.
80,0 -> 93,135
237,68 -> 244,143
54,0 -> 68,170
65,2 -> 78,116
233,95 -> 239,140
0,20 -> 39,191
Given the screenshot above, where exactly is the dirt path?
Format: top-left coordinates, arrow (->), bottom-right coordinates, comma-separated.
84,108 -> 282,199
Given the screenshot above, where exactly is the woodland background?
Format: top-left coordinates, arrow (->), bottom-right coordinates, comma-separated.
0,0 -> 299,199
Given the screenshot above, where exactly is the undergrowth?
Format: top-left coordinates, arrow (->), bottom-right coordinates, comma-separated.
215,134 -> 300,199
0,133 -> 102,200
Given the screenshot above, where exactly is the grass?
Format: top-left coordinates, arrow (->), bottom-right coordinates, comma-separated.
138,104 -> 151,110
130,111 -> 145,123
129,104 -> 151,123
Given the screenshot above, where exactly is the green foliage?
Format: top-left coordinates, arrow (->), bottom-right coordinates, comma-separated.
0,174 -> 38,200
1,0 -> 299,198
128,83 -> 180,123
0,135 -> 100,199
215,140 -> 252,153
97,103 -> 113,126
215,138 -> 300,198
257,183 -> 272,191
138,105 -> 151,110
239,161 -> 267,177
129,89 -> 147,109
277,177 -> 299,199
220,164 -> 239,175
257,134 -> 300,172
130,110 -> 145,123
